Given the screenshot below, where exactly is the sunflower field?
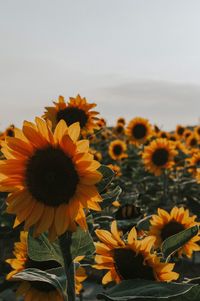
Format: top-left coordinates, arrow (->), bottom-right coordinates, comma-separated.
1,95 -> 200,301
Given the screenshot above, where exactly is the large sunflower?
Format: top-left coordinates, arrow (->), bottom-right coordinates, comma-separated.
149,207 -> 200,258
142,138 -> 177,176
93,221 -> 179,284
126,117 -> 152,145
6,231 -> 85,300
44,95 -> 99,134
108,140 -> 127,161
0,118 -> 102,240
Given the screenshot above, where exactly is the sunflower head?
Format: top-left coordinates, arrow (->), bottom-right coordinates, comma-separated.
195,126 -> 200,137
187,152 -> 200,176
43,94 -> 99,134
142,138 -> 178,176
0,118 -> 102,240
183,129 -> 192,140
117,117 -> 126,125
158,131 -> 169,139
107,164 -> 122,177
114,123 -> 125,136
126,117 -> 152,145
108,140 -> 128,161
186,133 -> 199,148
0,125 -> 15,142
94,221 -> 179,284
176,125 -> 185,137
149,207 -> 200,258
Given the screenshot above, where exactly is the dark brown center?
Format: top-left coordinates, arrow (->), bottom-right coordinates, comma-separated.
113,144 -> 123,156
132,124 -> 147,139
114,248 -> 154,280
25,146 -> 79,206
177,127 -> 185,135
161,220 -> 185,241
152,148 -> 169,166
56,107 -> 88,128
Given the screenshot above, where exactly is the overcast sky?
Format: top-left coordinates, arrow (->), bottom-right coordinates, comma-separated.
1,0 -> 200,130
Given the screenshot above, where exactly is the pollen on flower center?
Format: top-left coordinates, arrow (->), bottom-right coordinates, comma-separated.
113,248 -> 154,280
56,107 -> 88,128
152,148 -> 169,166
25,146 -> 79,206
132,124 -> 147,139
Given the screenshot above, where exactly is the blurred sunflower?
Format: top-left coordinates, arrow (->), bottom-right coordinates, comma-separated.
183,129 -> 192,140
154,125 -> 160,134
108,140 -> 127,161
187,152 -> 200,176
0,118 -> 102,240
175,125 -> 185,138
93,221 -> 179,284
114,123 -> 125,136
142,138 -> 177,176
126,117 -> 152,145
117,117 -> 126,125
44,95 -> 99,134
186,133 -> 199,148
90,149 -> 102,162
157,131 -> 169,139
195,126 -> 200,138
0,125 -> 15,141
149,208 -> 200,258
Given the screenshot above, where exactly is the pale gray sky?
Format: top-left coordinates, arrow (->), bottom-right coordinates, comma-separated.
1,0 -> 200,130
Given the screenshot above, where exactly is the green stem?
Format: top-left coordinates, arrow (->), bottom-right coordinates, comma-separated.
59,231 -> 75,301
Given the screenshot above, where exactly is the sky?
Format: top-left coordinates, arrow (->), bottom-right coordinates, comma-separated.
1,0 -> 200,130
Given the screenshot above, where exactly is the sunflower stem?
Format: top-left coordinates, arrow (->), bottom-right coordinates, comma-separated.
59,231 -> 75,301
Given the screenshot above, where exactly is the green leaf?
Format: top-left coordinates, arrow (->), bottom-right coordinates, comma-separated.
136,215 -> 152,231
97,279 -> 197,301
71,227 -> 95,260
12,267 -> 67,300
97,165 -> 115,193
161,225 -> 199,259
28,230 -> 64,266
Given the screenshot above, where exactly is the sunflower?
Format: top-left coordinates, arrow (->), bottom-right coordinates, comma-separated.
157,131 -> 169,139
0,125 -> 15,142
126,117 -> 152,145
0,118 -> 102,240
183,129 -> 192,140
6,231 -> 86,300
149,207 -> 200,258
108,140 -> 127,161
97,117 -> 106,128
43,95 -> 99,134
175,125 -> 185,138
154,125 -> 160,134
117,117 -> 126,125
142,138 -> 178,176
186,133 -> 199,148
187,152 -> 200,176
195,126 -> 200,138
114,123 -> 125,136
93,221 -> 179,284
90,149 -> 102,162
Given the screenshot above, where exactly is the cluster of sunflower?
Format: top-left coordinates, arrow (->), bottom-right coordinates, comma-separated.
0,95 -> 200,301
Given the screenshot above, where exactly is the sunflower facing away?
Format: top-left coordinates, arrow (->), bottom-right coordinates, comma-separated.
142,138 -> 178,176
114,123 -> 125,136
0,118 -> 102,240
43,95 -> 99,134
93,221 -> 179,284
149,207 -> 200,258
126,117 -> 152,145
6,231 -> 86,300
108,140 -> 127,161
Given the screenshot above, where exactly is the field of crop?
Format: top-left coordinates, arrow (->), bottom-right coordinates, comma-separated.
1,95 -> 200,301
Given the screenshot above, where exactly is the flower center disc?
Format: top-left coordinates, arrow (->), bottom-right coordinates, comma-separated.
25,146 -> 79,206
152,148 -> 169,166
132,124 -> 147,139
161,220 -> 185,241
113,145 -> 123,156
114,248 -> 154,280
56,107 -> 88,128
177,127 -> 184,135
